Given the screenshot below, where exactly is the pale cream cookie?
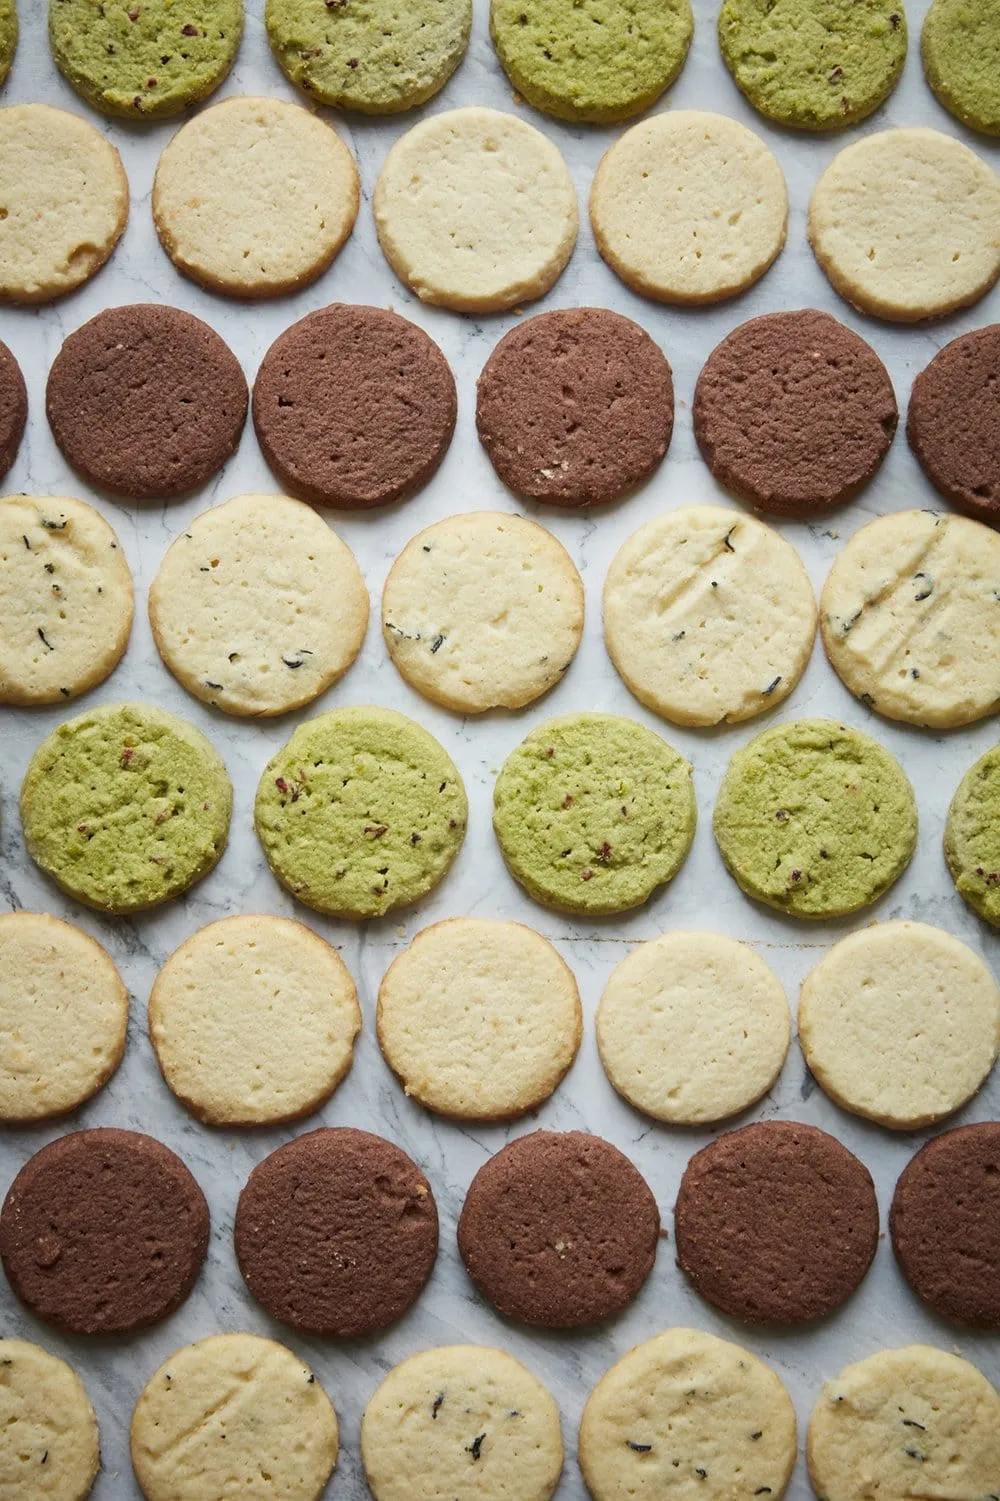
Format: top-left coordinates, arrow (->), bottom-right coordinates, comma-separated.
808,127 -> 1000,321
149,493 -> 368,718
604,506 -> 816,726
382,511 -> 584,713
373,106 -> 578,313
0,1338 -> 100,1500
590,111 -> 788,304
152,96 -> 359,298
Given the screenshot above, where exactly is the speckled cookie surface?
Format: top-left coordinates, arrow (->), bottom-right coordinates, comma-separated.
713,718 -> 917,918
458,1130 -> 660,1328
0,1339 -> 99,1501
922,0 -> 1000,134
0,2 -> 17,85
0,340 -> 26,480
946,744 -> 1000,927
906,325 -> 1000,524
20,702 -> 232,914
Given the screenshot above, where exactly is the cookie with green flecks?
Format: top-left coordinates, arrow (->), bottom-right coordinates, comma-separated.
49,0 -> 243,119
493,712 -> 696,915
0,1 -> 17,87
20,703 -> 232,914
255,706 -> 467,920
719,0 -> 907,130
945,744 -> 1000,928
922,0 -> 1000,134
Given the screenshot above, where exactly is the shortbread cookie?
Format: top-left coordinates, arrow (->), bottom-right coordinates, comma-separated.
946,744 -> 1000,927
494,713 -> 696,915
362,1347 -> 563,1501
255,705 -> 466,919
150,493 -> 367,717
235,1127 -> 438,1337
21,702 -> 232,914
0,339 -> 26,480
590,111 -> 787,304
150,915 -> 361,1127
476,309 -> 674,507
458,1130 -> 659,1328
153,97 -> 358,297
596,931 -> 790,1125
0,1339 -> 99,1501
377,917 -> 581,1119
131,1334 -> 338,1501
907,325 -> 1000,524
922,0 -> 1000,134
604,507 -> 817,726
0,912 -> 127,1123
579,1329 -> 797,1501
0,495 -> 133,706
693,311 -> 898,515
821,509 -> 1000,727
808,128 -> 1000,320
374,107 -> 577,313
382,512 -> 583,712
253,305 -> 455,508
799,920 -> 1000,1129
807,1347 -> 1000,1501
0,2 -> 16,86
266,0 -> 471,112
0,104 -> 128,303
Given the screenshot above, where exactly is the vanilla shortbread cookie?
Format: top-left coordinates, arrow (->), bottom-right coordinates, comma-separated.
374,107 -> 578,313
0,1338 -> 100,1500
382,512 -> 583,713
590,111 -> 787,304
604,506 -> 816,726
821,509 -> 1000,727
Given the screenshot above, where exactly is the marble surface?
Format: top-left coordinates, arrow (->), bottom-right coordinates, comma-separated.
1,2 -> 999,1497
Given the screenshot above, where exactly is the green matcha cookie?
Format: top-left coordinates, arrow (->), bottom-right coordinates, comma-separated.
719,0 -> 907,130
255,706 -> 467,919
945,745 -> 1000,927
21,704 -> 232,914
0,1 -> 17,87
493,713 -> 696,915
922,0 -> 1000,135
265,0 -> 472,114
49,0 -> 243,119
713,719 -> 917,920
491,0 -> 693,124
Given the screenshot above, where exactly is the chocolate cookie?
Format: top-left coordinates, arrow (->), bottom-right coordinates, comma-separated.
890,1123 -> 1000,1327
694,309 -> 897,516
476,308 -> 673,507
0,1128 -> 208,1335
46,304 -> 247,500
457,1129 -> 660,1327
0,338 -> 26,482
907,325 -> 1000,524
234,1127 -> 438,1337
252,304 -> 456,509
675,1120 -> 879,1324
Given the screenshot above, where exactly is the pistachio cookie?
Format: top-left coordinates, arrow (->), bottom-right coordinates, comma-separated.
0,2 -> 16,86
946,743 -> 1000,927
0,1340 -> 99,1501
922,0 -> 1000,134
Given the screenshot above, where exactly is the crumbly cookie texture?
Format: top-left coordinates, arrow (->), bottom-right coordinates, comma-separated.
922,0 -> 1000,134
0,1338 -> 99,1501
946,744 -> 1000,927
0,1 -> 17,85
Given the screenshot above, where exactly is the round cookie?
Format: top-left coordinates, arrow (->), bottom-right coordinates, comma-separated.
21,702 -> 232,915
0,104 -> 128,304
149,493 -> 368,717
0,912 -> 127,1124
906,325 -> 1000,525
712,718 -> 917,919
150,915 -> 361,1127
476,309 -> 674,508
374,107 -> 578,313
0,495 -> 133,706
253,305 -> 455,509
0,2 -> 16,86
596,931 -> 791,1125
603,507 -> 817,726
675,1121 -> 879,1324
798,920 -> 1000,1129
382,512 -> 583,713
377,918 -> 582,1120
579,1329 -> 797,1501
719,0 -> 907,130
820,509 -> 1000,727
0,1339 -> 99,1501
0,340 -> 26,481
234,1127 -> 438,1338
807,128 -> 1000,321
922,0 -> 1000,135
153,97 -> 358,298
363,1347 -> 562,1501
693,311 -> 898,516
131,1334 -> 338,1501
494,713 -> 696,916
457,1130 -> 660,1328
590,111 -> 787,304
807,1346 -> 1000,1501
0,1128 -> 209,1335
946,744 -> 1000,927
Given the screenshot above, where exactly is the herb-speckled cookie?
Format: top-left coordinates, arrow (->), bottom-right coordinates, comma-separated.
0,1339 -> 99,1501
946,744 -> 1000,927
922,0 -> 1000,135
0,2 -> 16,86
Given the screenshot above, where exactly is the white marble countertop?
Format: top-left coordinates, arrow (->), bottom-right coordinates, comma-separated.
1,2 -> 998,1497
